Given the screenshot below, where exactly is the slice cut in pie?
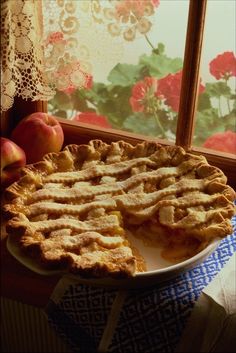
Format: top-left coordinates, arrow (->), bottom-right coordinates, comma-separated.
3,140 -> 235,278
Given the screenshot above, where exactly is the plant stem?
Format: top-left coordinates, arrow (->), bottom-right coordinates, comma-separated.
226,98 -> 231,114
218,97 -> 223,117
144,34 -> 155,50
224,78 -> 231,114
133,12 -> 155,51
153,112 -> 166,138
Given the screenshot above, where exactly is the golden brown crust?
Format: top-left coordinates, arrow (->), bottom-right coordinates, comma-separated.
3,140 -> 235,278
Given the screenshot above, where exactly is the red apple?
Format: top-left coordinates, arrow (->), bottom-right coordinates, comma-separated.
1,137 -> 26,188
10,112 -> 64,164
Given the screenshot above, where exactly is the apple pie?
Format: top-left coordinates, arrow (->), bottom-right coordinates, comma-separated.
3,140 -> 235,278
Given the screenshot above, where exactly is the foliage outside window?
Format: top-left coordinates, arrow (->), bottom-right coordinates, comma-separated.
46,0 -> 236,155
48,48 -> 236,155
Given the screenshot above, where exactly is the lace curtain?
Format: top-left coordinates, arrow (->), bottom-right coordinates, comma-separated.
1,0 -> 159,113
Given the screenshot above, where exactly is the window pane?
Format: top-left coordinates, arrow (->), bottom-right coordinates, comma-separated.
47,0 -> 189,142
194,0 -> 236,155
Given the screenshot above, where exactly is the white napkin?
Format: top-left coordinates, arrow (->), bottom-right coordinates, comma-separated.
176,252 -> 236,353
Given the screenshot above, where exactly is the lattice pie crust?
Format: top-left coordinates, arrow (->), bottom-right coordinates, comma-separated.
3,140 -> 235,278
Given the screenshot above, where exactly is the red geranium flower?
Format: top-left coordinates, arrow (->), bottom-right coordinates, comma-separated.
62,74 -> 93,95
73,112 -> 112,128
115,1 -> 146,18
115,0 -> 159,18
209,51 -> 236,80
156,70 -> 205,112
85,74 -> 93,89
203,130 -> 236,154
130,76 -> 157,112
46,31 -> 66,45
156,71 -> 182,112
151,0 -> 160,7
63,85 -> 76,95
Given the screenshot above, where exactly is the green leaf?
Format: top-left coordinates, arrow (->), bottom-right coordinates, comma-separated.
152,43 -> 165,55
158,109 -> 177,134
106,113 -> 125,128
197,92 -> 212,111
53,91 -> 73,110
53,110 -> 68,119
107,63 -> 142,86
153,43 -> 165,55
205,82 -> 232,98
194,108 -> 225,145
123,112 -> 169,138
139,53 -> 183,78
157,43 -> 165,54
123,114 -> 158,136
139,65 -> 151,78
82,84 -> 109,104
95,86 -> 133,128
233,99 -> 236,111
223,110 -> 236,131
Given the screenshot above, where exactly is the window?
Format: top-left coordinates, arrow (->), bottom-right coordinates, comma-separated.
1,0 -> 235,189
194,1 -> 236,156
47,0 -> 189,144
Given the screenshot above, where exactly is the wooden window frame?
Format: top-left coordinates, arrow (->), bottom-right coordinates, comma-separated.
1,0 -> 235,189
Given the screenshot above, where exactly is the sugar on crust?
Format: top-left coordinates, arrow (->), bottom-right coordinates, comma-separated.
3,140 -> 235,278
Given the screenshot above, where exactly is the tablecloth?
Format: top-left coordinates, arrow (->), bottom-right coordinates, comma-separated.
176,252 -> 236,352
45,215 -> 236,353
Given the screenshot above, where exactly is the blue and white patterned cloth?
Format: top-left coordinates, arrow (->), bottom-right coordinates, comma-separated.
46,215 -> 236,353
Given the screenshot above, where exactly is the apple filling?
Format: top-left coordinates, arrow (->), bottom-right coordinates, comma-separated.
3,140 -> 235,278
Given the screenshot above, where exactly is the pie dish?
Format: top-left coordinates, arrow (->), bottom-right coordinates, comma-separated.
3,140 -> 235,279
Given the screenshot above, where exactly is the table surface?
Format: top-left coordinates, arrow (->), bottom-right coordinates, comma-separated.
1,224 -> 60,308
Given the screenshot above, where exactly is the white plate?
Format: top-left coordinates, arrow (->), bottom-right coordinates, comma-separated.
7,232 -> 221,288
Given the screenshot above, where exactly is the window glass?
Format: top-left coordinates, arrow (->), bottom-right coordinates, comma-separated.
47,0 -> 189,142
194,0 -> 236,155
